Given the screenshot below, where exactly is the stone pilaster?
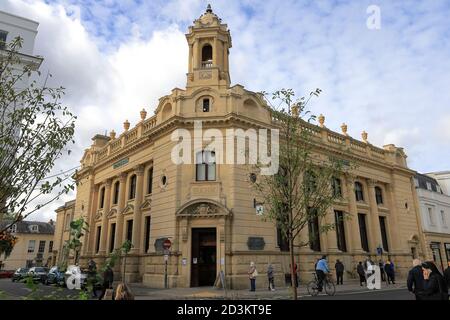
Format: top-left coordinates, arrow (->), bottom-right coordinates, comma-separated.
131,165 -> 144,253
98,179 -> 112,255
345,174 -> 364,253
367,179 -> 382,253
114,173 -> 127,249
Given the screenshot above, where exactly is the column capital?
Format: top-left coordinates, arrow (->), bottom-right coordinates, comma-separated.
119,172 -> 127,182
345,173 -> 356,186
367,179 -> 378,187
105,178 -> 113,187
134,165 -> 145,176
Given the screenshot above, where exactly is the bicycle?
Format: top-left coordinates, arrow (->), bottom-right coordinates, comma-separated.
307,272 -> 336,296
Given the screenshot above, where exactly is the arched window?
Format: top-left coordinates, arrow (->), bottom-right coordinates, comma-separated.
129,175 -> 137,200
99,187 -> 105,209
113,181 -> 120,205
147,167 -> 153,195
375,186 -> 383,205
202,98 -> 210,112
332,177 -> 342,197
201,44 -> 213,68
196,150 -> 216,181
304,170 -> 317,193
355,182 -> 364,201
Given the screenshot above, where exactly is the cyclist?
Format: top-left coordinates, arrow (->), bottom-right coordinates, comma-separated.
315,255 -> 330,292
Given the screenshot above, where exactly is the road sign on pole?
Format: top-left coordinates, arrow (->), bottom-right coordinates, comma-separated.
163,239 -> 172,250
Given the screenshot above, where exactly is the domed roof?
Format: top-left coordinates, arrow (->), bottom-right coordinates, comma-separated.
194,4 -> 223,28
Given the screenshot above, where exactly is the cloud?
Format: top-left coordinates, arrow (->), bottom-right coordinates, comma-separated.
1,0 -> 450,221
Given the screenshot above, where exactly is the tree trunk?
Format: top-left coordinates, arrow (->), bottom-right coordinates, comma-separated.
289,234 -> 297,300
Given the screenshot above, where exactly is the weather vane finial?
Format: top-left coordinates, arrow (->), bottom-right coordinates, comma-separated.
206,4 -> 213,13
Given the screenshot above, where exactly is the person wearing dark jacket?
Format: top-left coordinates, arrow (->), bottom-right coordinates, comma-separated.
99,264 -> 114,300
357,262 -> 366,286
444,261 -> 450,288
407,259 -> 425,300
384,260 -> 395,284
421,261 -> 449,301
335,260 -> 344,285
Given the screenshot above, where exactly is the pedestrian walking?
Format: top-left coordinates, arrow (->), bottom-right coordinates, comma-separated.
335,259 -> 344,285
421,261 -> 449,300
248,262 -> 258,292
99,264 -> 114,300
378,260 -> 385,282
87,259 -> 98,297
315,255 -> 329,292
384,260 -> 396,284
357,262 -> 366,287
444,261 -> 450,289
407,259 -> 425,300
267,263 -> 275,291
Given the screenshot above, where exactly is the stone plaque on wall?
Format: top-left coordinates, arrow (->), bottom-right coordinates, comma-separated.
191,184 -> 219,197
247,237 -> 265,251
154,237 -> 170,253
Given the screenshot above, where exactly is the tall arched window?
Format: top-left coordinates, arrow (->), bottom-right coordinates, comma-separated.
355,182 -> 364,201
375,186 -> 383,205
201,44 -> 213,68
304,170 -> 317,193
113,181 -> 120,205
196,150 -> 216,181
129,175 -> 137,200
147,167 -> 153,195
99,187 -> 105,209
332,177 -> 342,197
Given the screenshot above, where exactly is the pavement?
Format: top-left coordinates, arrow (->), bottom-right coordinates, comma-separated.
128,279 -> 410,300
0,278 -> 412,300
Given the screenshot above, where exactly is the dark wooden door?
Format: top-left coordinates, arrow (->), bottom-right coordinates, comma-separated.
191,228 -> 217,287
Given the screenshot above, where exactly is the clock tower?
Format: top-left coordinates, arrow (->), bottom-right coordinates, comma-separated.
186,4 -> 232,89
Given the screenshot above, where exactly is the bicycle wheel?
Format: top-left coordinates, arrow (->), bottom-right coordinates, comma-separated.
325,281 -> 336,296
307,281 -> 320,296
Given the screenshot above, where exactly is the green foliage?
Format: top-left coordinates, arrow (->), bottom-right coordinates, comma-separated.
253,88 -> 351,300
59,217 -> 89,270
0,36 -> 76,232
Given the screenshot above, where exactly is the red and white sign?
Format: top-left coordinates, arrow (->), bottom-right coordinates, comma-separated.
163,239 -> 172,250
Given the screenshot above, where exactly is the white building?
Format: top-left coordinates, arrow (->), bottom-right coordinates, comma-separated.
428,171 -> 450,196
0,10 -> 43,88
0,11 -> 43,221
414,173 -> 450,272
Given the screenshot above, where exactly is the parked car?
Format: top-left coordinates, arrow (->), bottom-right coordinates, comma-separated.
45,266 -> 65,286
64,265 -> 88,289
11,268 -> 29,282
27,267 -> 48,283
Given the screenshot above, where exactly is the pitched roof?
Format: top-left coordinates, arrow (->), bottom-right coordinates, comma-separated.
0,220 -> 55,235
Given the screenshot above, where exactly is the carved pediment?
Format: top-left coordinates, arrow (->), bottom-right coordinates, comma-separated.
176,199 -> 231,219
107,208 -> 117,218
121,203 -> 134,215
188,203 -> 219,215
140,199 -> 152,211
95,210 -> 103,220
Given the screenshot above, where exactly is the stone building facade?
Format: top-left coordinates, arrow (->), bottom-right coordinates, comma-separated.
414,173 -> 450,272
56,6 -> 425,289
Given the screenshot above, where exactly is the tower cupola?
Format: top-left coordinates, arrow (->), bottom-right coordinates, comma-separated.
185,5 -> 232,88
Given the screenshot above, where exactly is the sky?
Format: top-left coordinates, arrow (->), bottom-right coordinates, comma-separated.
1,0 -> 450,221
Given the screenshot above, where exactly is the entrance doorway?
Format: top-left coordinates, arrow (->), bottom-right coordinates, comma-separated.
431,242 -> 444,272
191,228 -> 217,287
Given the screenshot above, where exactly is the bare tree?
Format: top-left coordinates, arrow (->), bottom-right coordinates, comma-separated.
0,37 -> 76,232
253,88 -> 350,300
